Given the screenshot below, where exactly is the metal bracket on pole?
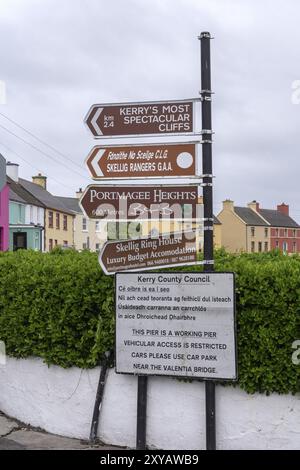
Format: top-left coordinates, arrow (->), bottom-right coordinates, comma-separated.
201,140 -> 213,144
201,182 -> 213,187
203,226 -> 214,231
199,89 -> 214,95
203,260 -> 214,265
203,217 -> 214,222
200,96 -> 212,102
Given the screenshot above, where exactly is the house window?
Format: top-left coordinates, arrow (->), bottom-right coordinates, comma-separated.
284,228 -> 288,237
292,229 -> 296,237
275,228 -> 279,237
83,242 -> 87,250
48,211 -> 53,228
275,240 -> 279,248
49,239 -> 53,251
63,215 -> 68,231
282,241 -> 288,253
63,240 -> 68,247
251,241 -> 255,253
251,227 -> 255,237
95,221 -> 100,232
95,243 -> 100,251
30,205 -> 33,223
258,242 -> 262,252
293,242 -> 297,253
55,240 -> 58,246
56,213 -> 60,229
82,217 -> 87,231
264,242 -> 268,252
264,228 -> 268,238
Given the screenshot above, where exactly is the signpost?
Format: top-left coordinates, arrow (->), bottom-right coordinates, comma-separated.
85,32 -> 234,451
99,231 -> 198,275
85,99 -> 195,138
115,272 -> 237,380
85,142 -> 198,179
79,184 -> 198,220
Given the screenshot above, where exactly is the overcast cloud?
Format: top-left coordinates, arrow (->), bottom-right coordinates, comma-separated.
0,0 -> 300,219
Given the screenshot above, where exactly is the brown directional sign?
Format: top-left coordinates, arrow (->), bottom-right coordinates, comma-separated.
85,99 -> 194,138
79,185 -> 198,220
86,142 -> 197,179
99,231 -> 197,275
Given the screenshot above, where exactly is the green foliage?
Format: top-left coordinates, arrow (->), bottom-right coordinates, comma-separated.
0,249 -> 299,394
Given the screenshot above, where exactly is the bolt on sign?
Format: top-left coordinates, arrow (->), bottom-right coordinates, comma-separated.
99,230 -> 197,275
85,100 -> 194,138
115,272 -> 237,380
85,142 -> 198,180
79,185 -> 198,221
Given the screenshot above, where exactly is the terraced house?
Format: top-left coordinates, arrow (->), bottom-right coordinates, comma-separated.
19,173 -> 75,251
5,163 -> 75,251
6,165 -> 44,251
218,199 -> 300,254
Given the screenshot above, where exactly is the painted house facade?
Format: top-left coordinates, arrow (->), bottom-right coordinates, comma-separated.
6,164 -> 44,251
218,199 -> 300,254
0,154 -> 9,251
18,173 -> 75,251
56,191 -> 107,252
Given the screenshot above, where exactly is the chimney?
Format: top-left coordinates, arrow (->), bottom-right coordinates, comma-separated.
222,199 -> 234,211
76,188 -> 83,199
277,203 -> 289,216
32,173 -> 47,190
248,200 -> 260,212
6,162 -> 19,182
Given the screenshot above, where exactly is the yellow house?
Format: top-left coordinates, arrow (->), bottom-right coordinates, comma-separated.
56,190 -> 108,252
20,174 -> 75,251
217,199 -> 269,253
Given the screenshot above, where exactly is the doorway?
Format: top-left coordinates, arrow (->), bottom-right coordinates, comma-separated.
13,232 -> 27,251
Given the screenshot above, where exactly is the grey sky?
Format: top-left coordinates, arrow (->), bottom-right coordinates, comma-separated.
0,0 -> 299,220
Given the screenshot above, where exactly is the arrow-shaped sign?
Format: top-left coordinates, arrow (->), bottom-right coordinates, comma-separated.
85,99 -> 195,138
99,231 -> 198,275
85,142 -> 197,179
79,184 -> 198,220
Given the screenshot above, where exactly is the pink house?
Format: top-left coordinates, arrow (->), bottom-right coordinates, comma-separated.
0,154 -> 9,251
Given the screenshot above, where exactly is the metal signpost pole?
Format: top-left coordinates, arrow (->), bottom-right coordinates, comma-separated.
136,376 -> 147,449
199,31 -> 216,450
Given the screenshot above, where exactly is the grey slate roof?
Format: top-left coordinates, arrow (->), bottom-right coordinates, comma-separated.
54,196 -> 81,214
213,215 -> 221,225
259,209 -> 299,228
18,178 -> 74,215
234,207 -> 266,226
9,187 -> 26,204
7,177 -> 44,207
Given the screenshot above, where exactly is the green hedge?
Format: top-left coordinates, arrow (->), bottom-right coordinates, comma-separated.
0,248 -> 299,394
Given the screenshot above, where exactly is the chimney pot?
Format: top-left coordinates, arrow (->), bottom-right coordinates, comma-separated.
6,162 -> 19,182
32,174 -> 47,190
277,203 -> 289,216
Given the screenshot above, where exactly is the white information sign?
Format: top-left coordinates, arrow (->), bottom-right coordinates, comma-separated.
115,272 -> 237,380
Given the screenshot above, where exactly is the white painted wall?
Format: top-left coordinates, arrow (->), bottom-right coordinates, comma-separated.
0,357 -> 299,449
25,205 -> 44,226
